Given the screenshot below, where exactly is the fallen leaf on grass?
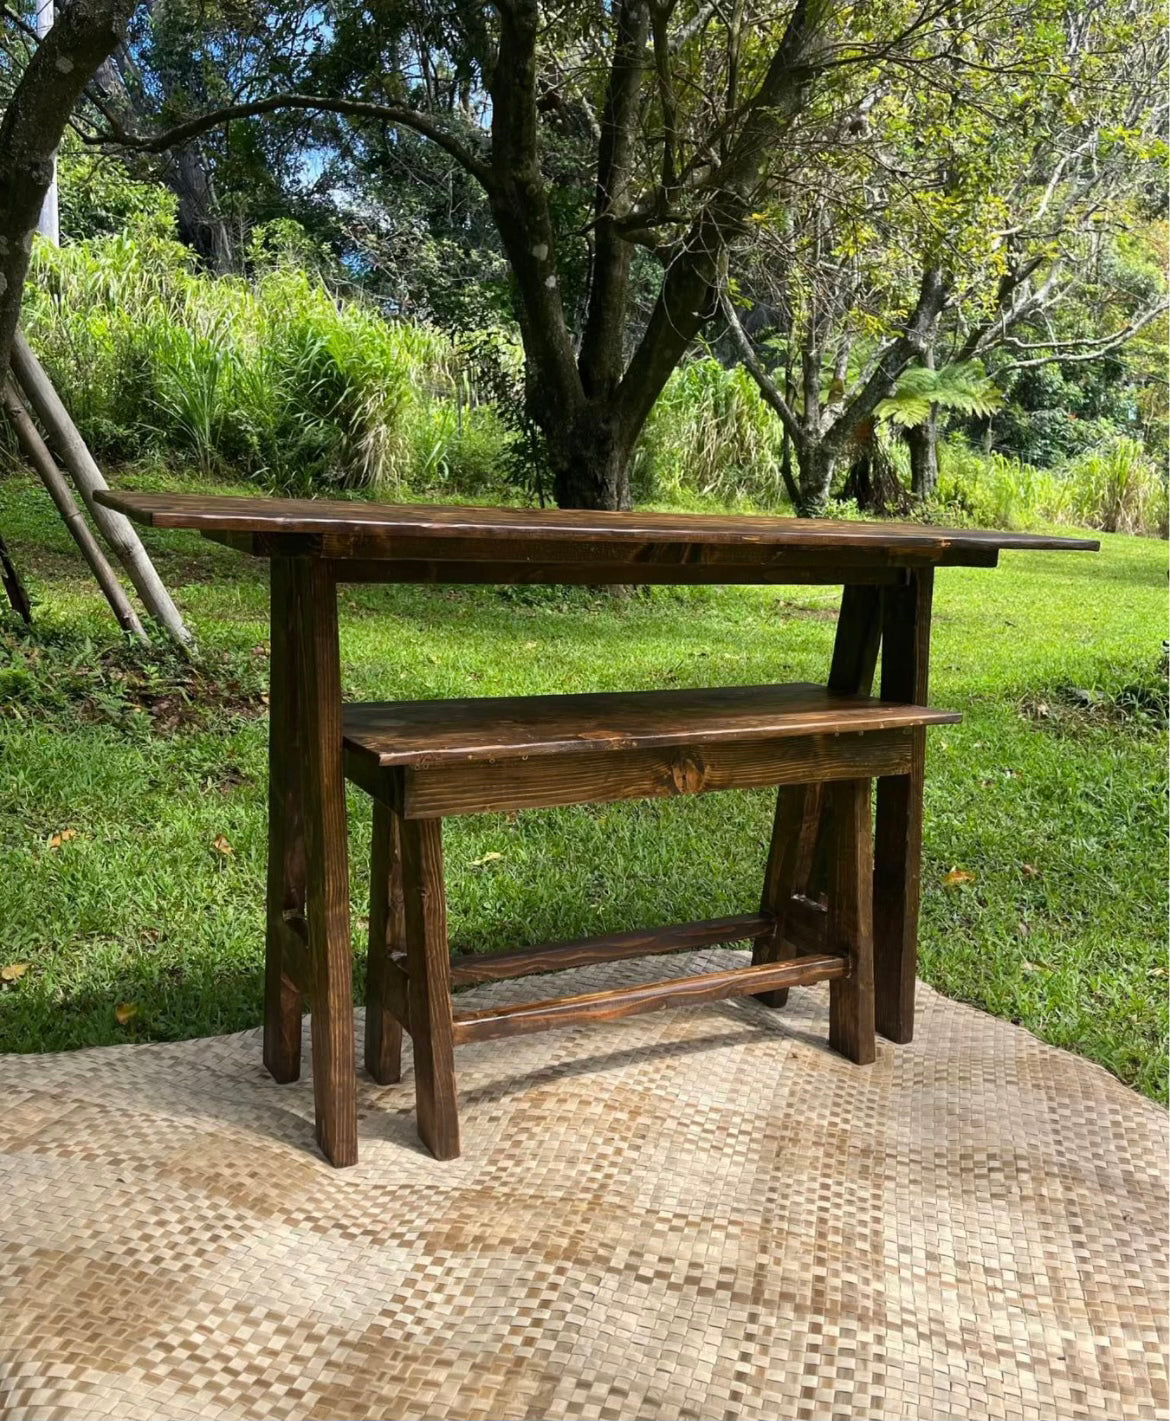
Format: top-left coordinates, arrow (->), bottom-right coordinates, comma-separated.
48,828 -> 77,849
942,868 -> 976,887
213,834 -> 234,856
114,1002 -> 138,1025
470,852 -> 504,867
1,962 -> 30,983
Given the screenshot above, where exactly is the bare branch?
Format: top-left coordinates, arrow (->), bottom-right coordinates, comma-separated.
80,93 -> 493,186
997,301 -> 1170,370
719,268 -> 802,442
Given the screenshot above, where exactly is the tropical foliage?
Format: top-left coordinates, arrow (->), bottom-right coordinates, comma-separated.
15,226 -> 1167,535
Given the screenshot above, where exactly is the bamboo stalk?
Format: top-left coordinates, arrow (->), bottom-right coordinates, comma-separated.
3,377 -> 148,641
10,331 -> 192,645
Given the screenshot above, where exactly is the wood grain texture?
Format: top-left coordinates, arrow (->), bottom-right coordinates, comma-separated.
828,585 -> 884,696
451,954 -> 848,1044
399,815 -> 460,1160
827,778 -> 876,1065
343,683 -> 960,769
364,799 -> 404,1085
874,568 -> 934,1045
95,485 -> 1103,557
293,558 -> 358,1167
324,558 -> 908,588
263,558 -> 306,1085
448,913 -> 774,986
402,729 -> 918,818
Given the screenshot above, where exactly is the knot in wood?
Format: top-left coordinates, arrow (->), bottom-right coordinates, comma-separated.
668,752 -> 707,795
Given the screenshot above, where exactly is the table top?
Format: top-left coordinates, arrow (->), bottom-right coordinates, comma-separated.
96,490 -> 1099,585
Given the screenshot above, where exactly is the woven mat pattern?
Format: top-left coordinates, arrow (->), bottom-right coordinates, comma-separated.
0,951 -> 1166,1421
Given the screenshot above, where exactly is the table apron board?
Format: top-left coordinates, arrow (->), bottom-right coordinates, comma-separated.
202,531 -> 999,584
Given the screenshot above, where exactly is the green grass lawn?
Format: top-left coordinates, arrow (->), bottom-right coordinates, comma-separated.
1,469 -> 1166,1102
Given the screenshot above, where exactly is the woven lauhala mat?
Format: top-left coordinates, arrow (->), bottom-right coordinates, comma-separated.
1,951 -> 1166,1421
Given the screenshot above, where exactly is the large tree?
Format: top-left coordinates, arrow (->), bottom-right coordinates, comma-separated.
9,1 -> 1162,513
723,0 -> 1168,510
8,0 -> 1059,511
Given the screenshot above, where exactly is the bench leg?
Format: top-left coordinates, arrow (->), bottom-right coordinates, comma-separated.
400,815 -> 460,1160
264,557 -> 305,1083
754,783 -> 820,1006
827,777 -> 876,1066
365,799 -> 404,1084
295,557 -> 358,1168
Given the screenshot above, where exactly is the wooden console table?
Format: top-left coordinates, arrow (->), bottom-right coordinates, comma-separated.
97,491 -> 1098,1165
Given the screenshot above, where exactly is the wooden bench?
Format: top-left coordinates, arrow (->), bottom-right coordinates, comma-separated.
343,683 -> 959,1159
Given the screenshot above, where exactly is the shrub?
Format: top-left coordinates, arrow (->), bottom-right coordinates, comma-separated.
932,437 -> 1167,536
1062,439 -> 1169,536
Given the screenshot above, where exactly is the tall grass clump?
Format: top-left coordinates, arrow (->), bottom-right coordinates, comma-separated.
1061,439 -> 1169,535
21,227 -> 512,494
933,437 -> 1167,536
633,357 -> 791,506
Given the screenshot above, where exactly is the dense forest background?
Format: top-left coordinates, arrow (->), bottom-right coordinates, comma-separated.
3,0 -> 1168,528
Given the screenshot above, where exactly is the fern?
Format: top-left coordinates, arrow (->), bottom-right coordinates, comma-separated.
876,362 -> 1002,428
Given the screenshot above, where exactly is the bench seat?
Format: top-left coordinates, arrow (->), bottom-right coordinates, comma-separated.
343,681 -> 959,766
343,683 -> 959,819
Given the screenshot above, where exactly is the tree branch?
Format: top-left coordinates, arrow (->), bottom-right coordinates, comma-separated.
579,0 -> 649,397
80,92 -> 493,186
996,300 -> 1169,370
822,265 -> 951,452
486,0 -> 583,419
719,266 -> 802,509
612,0 -> 830,439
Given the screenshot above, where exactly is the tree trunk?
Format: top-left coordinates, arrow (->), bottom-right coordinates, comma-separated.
793,439 -> 838,517
547,405 -> 633,511
170,145 -> 234,273
0,0 -> 135,374
906,414 -> 939,498
844,431 -> 911,516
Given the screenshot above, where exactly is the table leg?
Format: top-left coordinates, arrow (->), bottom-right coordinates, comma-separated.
754,783 -> 819,1007
827,584 -> 884,696
263,556 -> 305,1083
874,568 -> 934,1043
294,557 -> 358,1167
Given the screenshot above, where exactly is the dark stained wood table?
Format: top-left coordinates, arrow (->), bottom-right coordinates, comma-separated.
97,491 -> 1099,1165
